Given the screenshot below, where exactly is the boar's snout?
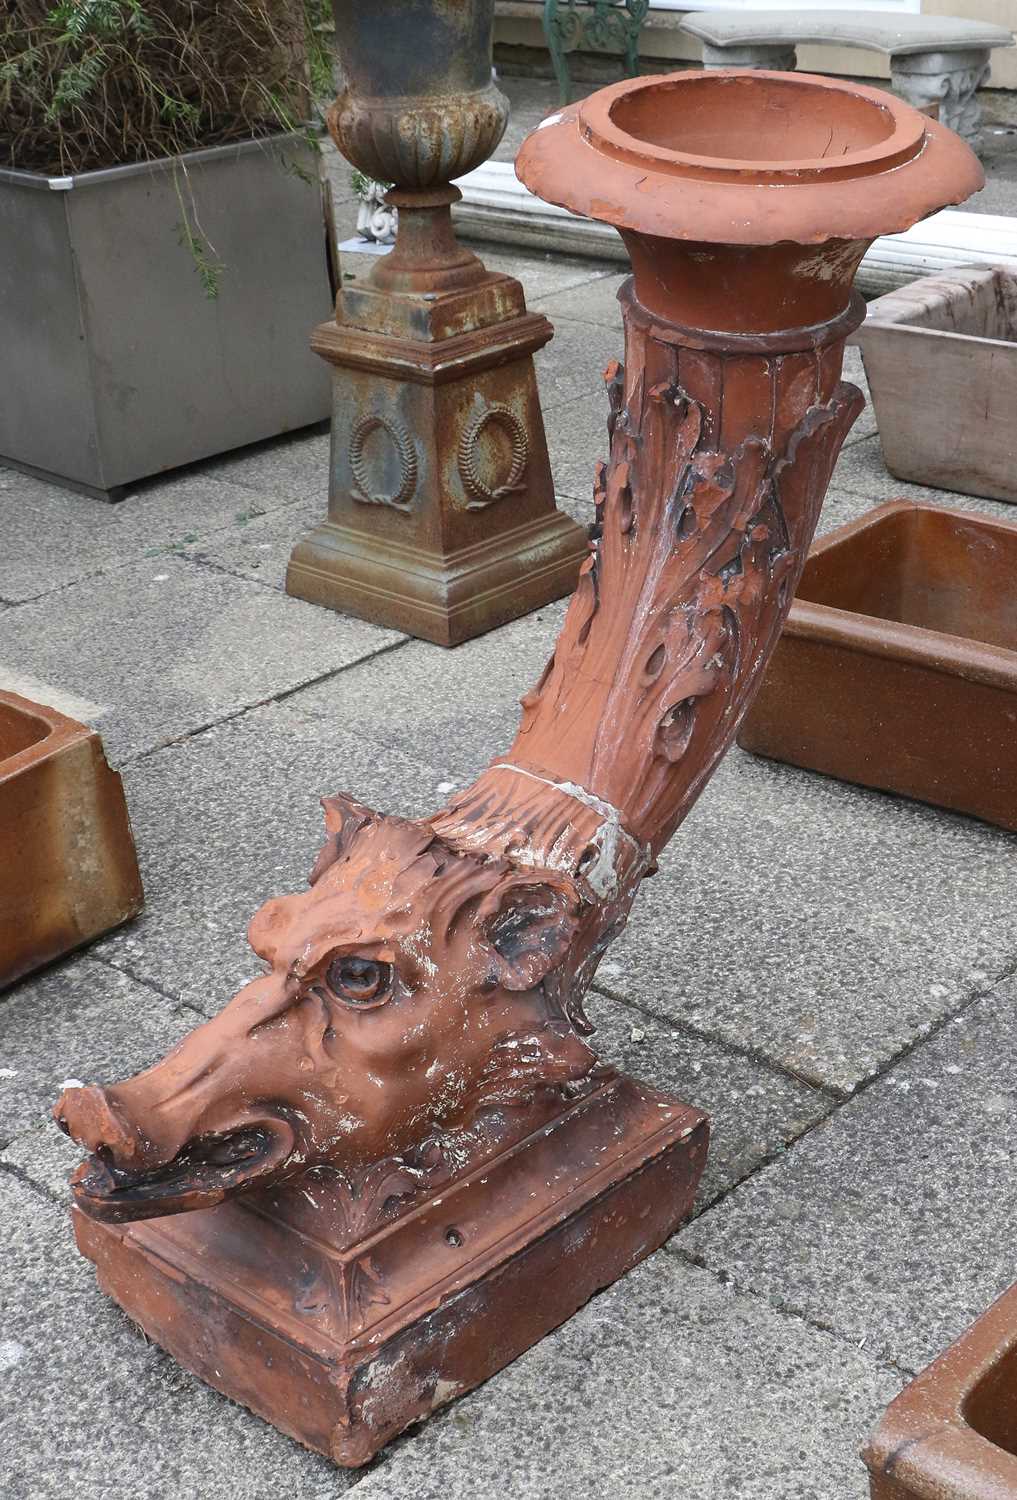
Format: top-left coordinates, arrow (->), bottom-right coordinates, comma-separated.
54,1085 -> 151,1171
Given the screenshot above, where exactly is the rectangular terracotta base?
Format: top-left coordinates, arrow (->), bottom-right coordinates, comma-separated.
864,1281 -> 1017,1499
72,1075 -> 708,1467
738,501 -> 1017,831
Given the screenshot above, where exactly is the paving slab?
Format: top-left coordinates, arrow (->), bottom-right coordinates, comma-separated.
201,426 -> 331,506
0,956 -> 194,1148
543,386 -> 612,502
95,700 -> 449,1016
0,554 -> 402,761
584,991 -> 833,1209
532,270 -> 628,330
353,1257 -> 900,1500
182,496 -> 325,589
0,1173 -> 351,1500
534,314 -> 622,412
679,976 -> 1017,1374
0,464 -> 295,603
184,487 -> 591,585
831,432 -> 1017,517
0,1117 -> 86,1201
287,600 -> 565,785
600,744 -> 1017,1094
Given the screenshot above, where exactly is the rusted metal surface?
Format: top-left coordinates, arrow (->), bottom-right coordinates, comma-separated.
739,501 -> 1017,831
58,70 -> 978,1467
855,267 -> 1017,504
0,691 -> 142,989
287,0 -> 586,645
864,1282 -> 1017,1499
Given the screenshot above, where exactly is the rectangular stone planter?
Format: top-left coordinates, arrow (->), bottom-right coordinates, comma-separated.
0,135 -> 331,501
738,500 -> 1017,831
864,1281 -> 1017,1499
854,266 -> 1017,503
0,692 -> 143,989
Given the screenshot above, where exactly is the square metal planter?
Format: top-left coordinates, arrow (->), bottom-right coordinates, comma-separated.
0,691 -> 143,990
864,1281 -> 1017,1499
0,135 -> 331,501
738,500 -> 1017,831
855,266 -> 1017,504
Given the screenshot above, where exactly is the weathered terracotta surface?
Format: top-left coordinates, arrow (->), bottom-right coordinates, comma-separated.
73,1077 -> 707,1466
864,1281 -> 1017,1499
286,0 -> 587,646
57,70 -> 980,1467
739,501 -> 1017,831
0,691 -> 142,990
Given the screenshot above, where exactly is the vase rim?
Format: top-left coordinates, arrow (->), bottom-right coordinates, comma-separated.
516,70 -> 983,248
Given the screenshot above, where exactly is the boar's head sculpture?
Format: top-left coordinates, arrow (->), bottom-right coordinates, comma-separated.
55,792 -> 600,1224
55,335 -> 865,1228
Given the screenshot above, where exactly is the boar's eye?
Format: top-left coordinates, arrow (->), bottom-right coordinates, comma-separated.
325,955 -> 392,1007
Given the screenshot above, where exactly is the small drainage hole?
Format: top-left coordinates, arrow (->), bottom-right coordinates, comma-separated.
445,1227 -> 464,1248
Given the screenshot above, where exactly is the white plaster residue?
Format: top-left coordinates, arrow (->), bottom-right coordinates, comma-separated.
60,1078 -> 84,1090
402,922 -> 438,980
0,1341 -> 25,1372
0,1068 -> 16,1080
491,763 -> 648,898
432,1378 -> 461,1409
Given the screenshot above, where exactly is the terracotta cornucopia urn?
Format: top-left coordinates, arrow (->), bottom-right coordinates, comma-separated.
54,71 -> 980,1469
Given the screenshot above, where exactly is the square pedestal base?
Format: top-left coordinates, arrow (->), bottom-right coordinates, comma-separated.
71,1075 -> 708,1467
287,509 -> 588,647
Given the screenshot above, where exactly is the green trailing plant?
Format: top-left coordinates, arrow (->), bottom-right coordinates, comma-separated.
1,1 -> 321,175
1,1 -> 331,296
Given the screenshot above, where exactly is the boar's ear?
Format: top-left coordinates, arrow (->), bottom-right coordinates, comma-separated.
309,793 -> 378,885
479,874 -> 581,991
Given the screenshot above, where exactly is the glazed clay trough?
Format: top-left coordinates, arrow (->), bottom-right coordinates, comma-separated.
0,691 -> 142,989
854,266 -> 1017,503
739,501 -> 1017,830
864,1280 -> 1017,1499
55,70 -> 980,1469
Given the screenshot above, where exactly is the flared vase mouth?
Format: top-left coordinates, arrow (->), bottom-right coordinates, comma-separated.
516,69 -> 984,248
590,71 -> 924,182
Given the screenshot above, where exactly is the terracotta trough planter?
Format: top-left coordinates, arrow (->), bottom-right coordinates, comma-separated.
855,266 -> 1017,503
864,1281 -> 1017,1499
0,692 -> 142,989
739,501 -> 1017,831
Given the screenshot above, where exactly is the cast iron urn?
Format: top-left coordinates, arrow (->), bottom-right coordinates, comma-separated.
286,0 -> 588,645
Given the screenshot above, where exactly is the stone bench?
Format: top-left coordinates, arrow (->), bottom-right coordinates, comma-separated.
679,10 -> 1014,147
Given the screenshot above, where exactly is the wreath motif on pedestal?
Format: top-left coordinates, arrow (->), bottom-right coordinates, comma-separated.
349,413 -> 418,509
458,403 -> 529,509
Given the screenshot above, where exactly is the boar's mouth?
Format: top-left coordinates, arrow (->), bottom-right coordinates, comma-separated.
70,1117 -> 297,1223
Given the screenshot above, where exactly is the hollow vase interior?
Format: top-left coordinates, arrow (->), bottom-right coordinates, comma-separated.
798,507 -> 1017,652
607,73 -> 900,167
